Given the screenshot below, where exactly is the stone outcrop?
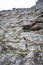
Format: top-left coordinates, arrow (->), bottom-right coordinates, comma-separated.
0,0 -> 43,65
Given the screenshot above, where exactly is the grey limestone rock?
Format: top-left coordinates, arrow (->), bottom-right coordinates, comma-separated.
0,0 -> 43,65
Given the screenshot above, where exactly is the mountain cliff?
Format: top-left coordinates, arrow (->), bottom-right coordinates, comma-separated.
0,0 -> 43,65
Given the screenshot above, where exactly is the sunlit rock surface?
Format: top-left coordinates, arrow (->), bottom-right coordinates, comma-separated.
0,0 -> 43,65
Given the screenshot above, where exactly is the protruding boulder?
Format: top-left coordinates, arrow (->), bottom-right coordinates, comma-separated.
30,24 -> 42,31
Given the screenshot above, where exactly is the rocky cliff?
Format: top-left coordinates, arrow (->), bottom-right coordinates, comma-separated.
0,0 -> 43,65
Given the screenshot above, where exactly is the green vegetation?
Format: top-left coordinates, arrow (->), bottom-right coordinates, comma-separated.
18,52 -> 27,58
6,63 -> 10,65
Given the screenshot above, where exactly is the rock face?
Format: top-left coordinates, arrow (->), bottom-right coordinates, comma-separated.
0,0 -> 43,65
36,0 -> 43,3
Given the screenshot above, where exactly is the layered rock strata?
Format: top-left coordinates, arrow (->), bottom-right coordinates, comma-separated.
0,0 -> 43,65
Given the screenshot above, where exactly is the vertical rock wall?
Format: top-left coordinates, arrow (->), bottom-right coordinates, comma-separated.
0,0 -> 43,65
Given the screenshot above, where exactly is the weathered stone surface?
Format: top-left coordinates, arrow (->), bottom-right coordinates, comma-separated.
0,0 -> 43,65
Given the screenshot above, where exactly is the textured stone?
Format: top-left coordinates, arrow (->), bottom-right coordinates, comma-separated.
0,0 -> 43,65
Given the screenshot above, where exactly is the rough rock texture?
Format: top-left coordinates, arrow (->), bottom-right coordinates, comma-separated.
0,0 -> 43,65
